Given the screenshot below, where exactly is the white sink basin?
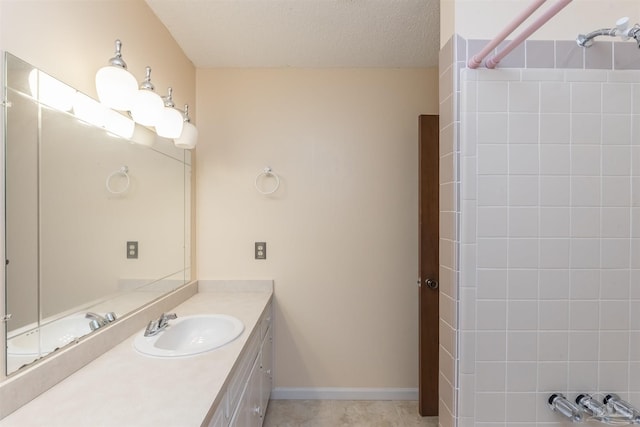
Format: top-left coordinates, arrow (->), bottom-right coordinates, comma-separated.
133,314 -> 244,357
7,315 -> 92,356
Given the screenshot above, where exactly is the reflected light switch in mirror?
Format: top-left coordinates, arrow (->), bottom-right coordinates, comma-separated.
127,241 -> 138,259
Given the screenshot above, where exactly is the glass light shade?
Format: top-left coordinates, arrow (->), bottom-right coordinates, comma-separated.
174,121 -> 198,149
73,91 -> 108,128
155,107 -> 184,139
73,92 -> 135,139
130,89 -> 164,127
131,124 -> 155,147
28,70 -> 75,112
103,109 -> 135,139
95,66 -> 137,111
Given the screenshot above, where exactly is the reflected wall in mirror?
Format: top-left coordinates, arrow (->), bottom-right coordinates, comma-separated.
4,53 -> 192,374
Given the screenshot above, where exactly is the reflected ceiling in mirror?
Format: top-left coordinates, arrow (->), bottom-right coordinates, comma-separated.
4,53 -> 192,375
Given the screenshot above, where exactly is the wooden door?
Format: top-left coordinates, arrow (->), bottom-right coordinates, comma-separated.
418,114 -> 439,416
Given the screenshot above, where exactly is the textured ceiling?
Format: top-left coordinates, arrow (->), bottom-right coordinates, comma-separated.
145,0 -> 440,68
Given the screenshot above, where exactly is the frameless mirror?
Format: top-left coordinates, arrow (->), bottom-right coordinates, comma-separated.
4,53 -> 191,374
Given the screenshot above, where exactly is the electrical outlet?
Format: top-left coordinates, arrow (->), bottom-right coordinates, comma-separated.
255,242 -> 266,260
127,241 -> 138,259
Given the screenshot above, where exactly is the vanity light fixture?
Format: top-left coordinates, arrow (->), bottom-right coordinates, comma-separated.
95,39 -> 138,111
130,66 -> 164,127
94,39 -> 197,146
173,104 -> 198,150
155,88 -> 184,139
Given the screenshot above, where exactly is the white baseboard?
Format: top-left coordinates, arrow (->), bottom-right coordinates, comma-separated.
270,387 -> 419,401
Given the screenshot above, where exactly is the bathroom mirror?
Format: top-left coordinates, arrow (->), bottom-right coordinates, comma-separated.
3,53 -> 191,374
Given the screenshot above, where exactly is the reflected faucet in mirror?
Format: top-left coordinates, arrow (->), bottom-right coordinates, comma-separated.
85,312 -> 117,331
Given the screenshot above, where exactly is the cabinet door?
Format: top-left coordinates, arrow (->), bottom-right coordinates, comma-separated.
229,355 -> 262,427
260,327 -> 273,414
207,403 -> 225,427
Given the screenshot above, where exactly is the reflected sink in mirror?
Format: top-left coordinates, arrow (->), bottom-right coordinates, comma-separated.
7,314 -> 93,356
134,314 -> 244,357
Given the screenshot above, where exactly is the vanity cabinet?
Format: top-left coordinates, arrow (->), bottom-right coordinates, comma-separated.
208,400 -> 226,427
207,303 -> 272,427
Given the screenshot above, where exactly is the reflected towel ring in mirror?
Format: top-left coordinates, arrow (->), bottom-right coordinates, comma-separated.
255,167 -> 280,195
106,165 -> 130,194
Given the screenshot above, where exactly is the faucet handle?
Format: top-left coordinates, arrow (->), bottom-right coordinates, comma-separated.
144,319 -> 160,337
161,312 -> 177,322
158,312 -> 177,328
104,312 -> 117,323
89,319 -> 102,331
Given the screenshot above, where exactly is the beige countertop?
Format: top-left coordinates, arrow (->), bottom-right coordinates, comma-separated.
0,286 -> 273,427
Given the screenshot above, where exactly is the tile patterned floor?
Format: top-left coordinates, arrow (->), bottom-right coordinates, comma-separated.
263,400 -> 439,427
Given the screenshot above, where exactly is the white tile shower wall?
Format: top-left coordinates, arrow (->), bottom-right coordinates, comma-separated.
438,34 -> 461,427
459,66 -> 640,426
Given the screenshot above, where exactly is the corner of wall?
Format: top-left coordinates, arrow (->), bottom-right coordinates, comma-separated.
438,33 -> 464,427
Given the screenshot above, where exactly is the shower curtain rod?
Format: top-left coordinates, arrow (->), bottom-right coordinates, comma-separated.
468,0 -> 573,69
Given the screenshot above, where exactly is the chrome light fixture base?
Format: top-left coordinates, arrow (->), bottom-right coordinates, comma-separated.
130,66 -> 164,127
156,87 -> 185,139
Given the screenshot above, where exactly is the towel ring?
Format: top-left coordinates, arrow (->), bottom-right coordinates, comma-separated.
106,166 -> 130,194
254,167 -> 280,195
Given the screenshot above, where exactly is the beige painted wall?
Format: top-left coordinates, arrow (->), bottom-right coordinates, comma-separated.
441,0 -> 456,48
0,0 -> 195,113
196,68 -> 438,389
451,0 -> 640,42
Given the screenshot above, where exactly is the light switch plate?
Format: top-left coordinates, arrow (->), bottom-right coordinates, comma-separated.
255,242 -> 266,260
127,241 -> 138,259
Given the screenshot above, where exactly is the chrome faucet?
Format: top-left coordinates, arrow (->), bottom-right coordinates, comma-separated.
144,312 -> 177,337
86,312 -> 107,330
86,311 -> 117,331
